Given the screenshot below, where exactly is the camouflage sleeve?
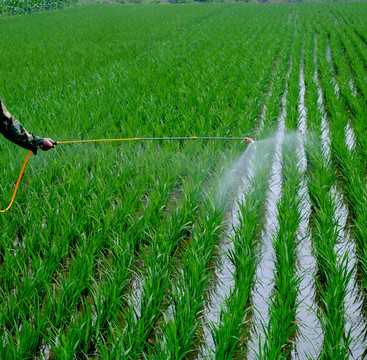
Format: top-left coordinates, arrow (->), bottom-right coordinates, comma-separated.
0,97 -> 44,154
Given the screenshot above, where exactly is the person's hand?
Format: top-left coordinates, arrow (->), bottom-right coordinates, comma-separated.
42,138 -> 56,151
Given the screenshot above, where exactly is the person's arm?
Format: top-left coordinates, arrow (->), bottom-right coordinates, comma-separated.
0,97 -> 54,154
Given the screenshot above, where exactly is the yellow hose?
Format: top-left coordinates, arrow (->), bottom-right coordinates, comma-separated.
0,151 -> 32,213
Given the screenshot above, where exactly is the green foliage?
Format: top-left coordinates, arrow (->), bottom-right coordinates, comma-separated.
0,0 -> 77,15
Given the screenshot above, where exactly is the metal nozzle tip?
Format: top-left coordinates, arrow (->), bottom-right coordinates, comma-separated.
244,137 -> 254,144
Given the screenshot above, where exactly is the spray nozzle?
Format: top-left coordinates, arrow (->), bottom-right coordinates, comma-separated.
244,137 -> 254,144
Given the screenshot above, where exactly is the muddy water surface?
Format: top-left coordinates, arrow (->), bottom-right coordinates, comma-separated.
294,57 -> 321,360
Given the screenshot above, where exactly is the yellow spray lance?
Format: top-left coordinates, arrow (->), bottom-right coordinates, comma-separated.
0,136 -> 254,213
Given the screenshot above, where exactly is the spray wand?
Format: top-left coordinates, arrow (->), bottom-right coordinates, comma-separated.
52,136 -> 255,145
0,136 -> 254,213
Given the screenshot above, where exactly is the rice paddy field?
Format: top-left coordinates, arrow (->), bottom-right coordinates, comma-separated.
1,2 -> 367,359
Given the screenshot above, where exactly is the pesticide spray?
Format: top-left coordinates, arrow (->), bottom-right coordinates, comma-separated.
203,132 -> 307,355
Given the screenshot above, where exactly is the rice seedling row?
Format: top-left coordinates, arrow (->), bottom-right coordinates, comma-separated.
274,28 -> 318,359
